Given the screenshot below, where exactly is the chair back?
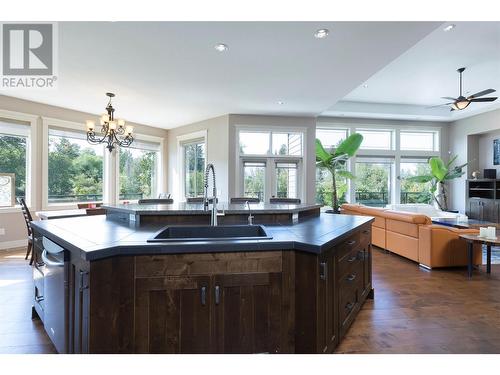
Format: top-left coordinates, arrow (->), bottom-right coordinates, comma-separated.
230,197 -> 260,204
138,198 -> 174,204
270,197 -> 301,204
77,202 -> 103,209
17,198 -> 33,237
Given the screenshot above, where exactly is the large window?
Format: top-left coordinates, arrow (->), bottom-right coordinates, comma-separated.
400,159 -> 432,204
355,158 -> 394,207
316,128 -> 348,149
243,161 -> 266,200
0,120 -> 29,206
400,131 -> 439,152
357,129 -> 394,150
119,141 -> 160,201
183,139 -> 206,198
48,128 -> 104,204
238,129 -> 304,202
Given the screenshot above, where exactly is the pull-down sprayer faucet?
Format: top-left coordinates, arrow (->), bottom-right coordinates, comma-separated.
203,163 -> 218,226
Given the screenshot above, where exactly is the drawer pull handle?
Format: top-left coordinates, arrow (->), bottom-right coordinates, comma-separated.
200,286 -> 207,306
362,230 -> 370,234
319,262 -> 327,280
345,302 -> 355,310
346,274 -> 356,282
35,295 -> 44,303
347,240 -> 356,246
347,256 -> 357,263
215,285 -> 220,305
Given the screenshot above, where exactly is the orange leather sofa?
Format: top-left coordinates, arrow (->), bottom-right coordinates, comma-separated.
341,203 -> 482,268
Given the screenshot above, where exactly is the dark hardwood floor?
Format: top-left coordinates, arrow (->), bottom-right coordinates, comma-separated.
1,246 -> 500,354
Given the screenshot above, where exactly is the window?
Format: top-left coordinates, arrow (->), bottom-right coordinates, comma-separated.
238,129 -> 304,202
243,161 -> 265,200
355,158 -> 394,207
316,128 -> 348,149
276,162 -> 298,198
0,120 -> 30,206
357,129 -> 394,150
119,140 -> 160,201
400,159 -> 432,204
183,139 -> 205,198
48,128 -> 104,204
400,131 -> 439,152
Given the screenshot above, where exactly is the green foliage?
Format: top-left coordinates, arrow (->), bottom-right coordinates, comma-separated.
119,148 -> 157,199
315,133 -> 363,212
0,135 -> 27,199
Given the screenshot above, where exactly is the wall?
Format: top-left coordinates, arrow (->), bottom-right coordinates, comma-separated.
478,130 -> 500,173
167,115 -> 229,202
448,108 -> 500,213
0,95 -> 168,249
228,114 -> 317,204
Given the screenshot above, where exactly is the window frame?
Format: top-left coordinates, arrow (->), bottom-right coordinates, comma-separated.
235,125 -> 306,203
177,130 -> 207,202
400,130 -> 440,152
0,110 -> 38,213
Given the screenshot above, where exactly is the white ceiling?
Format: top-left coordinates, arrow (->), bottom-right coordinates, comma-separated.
4,21 -> 441,128
324,21 -> 500,121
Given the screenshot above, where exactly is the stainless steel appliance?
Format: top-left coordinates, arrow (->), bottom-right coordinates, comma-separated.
41,237 -> 68,353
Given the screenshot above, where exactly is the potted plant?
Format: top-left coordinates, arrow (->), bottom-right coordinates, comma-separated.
316,133 -> 363,213
405,155 -> 467,212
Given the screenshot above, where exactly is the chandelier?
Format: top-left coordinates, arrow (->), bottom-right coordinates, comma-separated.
85,92 -> 134,152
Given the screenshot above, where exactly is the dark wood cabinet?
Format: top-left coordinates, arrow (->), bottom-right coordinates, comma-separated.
316,249 -> 338,353
467,180 -> 500,223
134,275 -> 212,353
214,272 -> 282,353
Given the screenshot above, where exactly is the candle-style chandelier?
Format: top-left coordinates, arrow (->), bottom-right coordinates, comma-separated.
85,92 -> 134,152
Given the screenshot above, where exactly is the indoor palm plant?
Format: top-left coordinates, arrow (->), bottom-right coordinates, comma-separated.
405,155 -> 467,211
316,133 -> 363,213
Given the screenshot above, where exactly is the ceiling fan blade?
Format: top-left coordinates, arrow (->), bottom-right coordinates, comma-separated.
469,97 -> 497,102
467,89 -> 496,99
427,103 -> 454,109
441,96 -> 457,101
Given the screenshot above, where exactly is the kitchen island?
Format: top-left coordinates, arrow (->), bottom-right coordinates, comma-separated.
31,209 -> 374,354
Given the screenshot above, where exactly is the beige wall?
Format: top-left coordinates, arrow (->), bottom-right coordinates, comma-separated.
167,115 -> 229,202
0,95 -> 168,249
449,108 -> 500,213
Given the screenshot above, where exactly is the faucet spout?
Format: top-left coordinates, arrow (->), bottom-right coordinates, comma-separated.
204,163 -> 218,225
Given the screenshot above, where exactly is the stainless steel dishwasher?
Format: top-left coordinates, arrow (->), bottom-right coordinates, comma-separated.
41,237 -> 69,354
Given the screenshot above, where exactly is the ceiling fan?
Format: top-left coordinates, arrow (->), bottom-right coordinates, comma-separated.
431,67 -> 497,111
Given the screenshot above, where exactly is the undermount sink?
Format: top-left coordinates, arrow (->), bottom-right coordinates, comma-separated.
148,225 -> 272,242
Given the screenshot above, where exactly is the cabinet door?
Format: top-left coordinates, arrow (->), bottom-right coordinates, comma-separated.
72,266 -> 89,354
317,251 -> 338,353
468,199 -> 484,220
360,244 -> 372,299
134,276 -> 212,353
214,273 -> 282,353
483,200 -> 499,223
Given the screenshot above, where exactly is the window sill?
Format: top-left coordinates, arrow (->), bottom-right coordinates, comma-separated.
0,206 -> 22,214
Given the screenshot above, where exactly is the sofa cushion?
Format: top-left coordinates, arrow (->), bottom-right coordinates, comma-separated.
386,219 -> 419,238
381,210 -> 431,225
386,231 -> 419,262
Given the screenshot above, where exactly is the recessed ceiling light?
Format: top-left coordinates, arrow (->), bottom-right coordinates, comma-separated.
363,84 -> 368,88
214,43 -> 228,52
443,24 -> 456,32
314,29 -> 329,39
277,101 -> 284,105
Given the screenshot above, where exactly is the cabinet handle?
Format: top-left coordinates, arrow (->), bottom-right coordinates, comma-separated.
347,255 -> 357,263
346,274 -> 356,282
35,295 -> 44,303
200,286 -> 206,306
362,230 -> 370,234
319,262 -> 327,280
347,240 -> 356,246
345,302 -> 355,310
79,270 -> 89,292
215,285 -> 220,305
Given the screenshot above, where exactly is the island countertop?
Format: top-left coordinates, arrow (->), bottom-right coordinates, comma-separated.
102,202 -> 322,215
31,213 -> 374,261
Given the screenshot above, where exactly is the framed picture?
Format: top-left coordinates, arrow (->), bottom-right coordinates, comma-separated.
495,139 -> 500,166
0,173 -> 16,207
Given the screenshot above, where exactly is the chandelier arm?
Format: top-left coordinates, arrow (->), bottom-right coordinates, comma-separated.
87,132 -> 109,144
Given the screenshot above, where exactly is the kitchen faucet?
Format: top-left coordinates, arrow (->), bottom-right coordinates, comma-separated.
246,201 -> 254,225
204,163 -> 218,226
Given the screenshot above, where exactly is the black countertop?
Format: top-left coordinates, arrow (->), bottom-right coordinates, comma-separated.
102,202 -> 322,215
31,214 -> 373,261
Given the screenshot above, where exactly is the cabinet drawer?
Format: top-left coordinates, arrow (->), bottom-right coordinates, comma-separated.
337,248 -> 363,280
339,281 -> 360,328
360,227 -> 371,246
336,232 -> 361,260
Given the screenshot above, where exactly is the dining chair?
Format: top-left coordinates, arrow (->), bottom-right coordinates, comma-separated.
269,197 -> 301,204
230,197 -> 260,204
17,198 -> 34,265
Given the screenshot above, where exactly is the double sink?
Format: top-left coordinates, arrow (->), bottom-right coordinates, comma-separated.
148,225 -> 272,242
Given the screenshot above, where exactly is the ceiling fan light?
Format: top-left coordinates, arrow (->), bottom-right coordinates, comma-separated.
455,100 -> 470,110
